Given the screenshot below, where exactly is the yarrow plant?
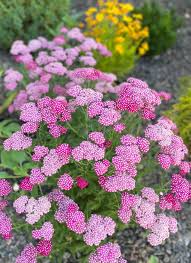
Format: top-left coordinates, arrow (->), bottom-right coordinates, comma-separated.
0,26 -> 190,263
84,0 -> 149,76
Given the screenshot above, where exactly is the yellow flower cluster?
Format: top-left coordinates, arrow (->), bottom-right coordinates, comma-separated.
85,0 -> 149,56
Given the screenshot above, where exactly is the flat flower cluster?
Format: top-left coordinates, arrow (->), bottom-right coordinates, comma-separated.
0,28 -> 190,263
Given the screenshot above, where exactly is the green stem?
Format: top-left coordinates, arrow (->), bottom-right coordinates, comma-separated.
66,122 -> 85,139
0,175 -> 26,179
0,91 -> 18,114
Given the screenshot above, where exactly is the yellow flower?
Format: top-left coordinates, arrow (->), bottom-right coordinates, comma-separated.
141,42 -> 149,51
79,22 -> 84,28
133,13 -> 143,20
138,47 -> 146,56
98,0 -> 104,6
115,44 -> 124,54
120,3 -> 134,13
115,36 -> 125,43
105,1 -> 119,9
110,16 -> 119,24
96,13 -> 104,22
85,7 -> 97,16
142,27 -> 149,38
123,16 -> 133,23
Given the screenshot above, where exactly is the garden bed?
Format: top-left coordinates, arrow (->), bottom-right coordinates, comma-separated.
0,0 -> 191,263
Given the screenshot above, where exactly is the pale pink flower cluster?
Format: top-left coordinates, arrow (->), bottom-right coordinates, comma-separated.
32,221 -> 54,241
13,195 -> 51,225
88,101 -> 121,126
4,97 -> 72,151
57,173 -> 74,190
16,244 -> 37,263
160,173 -> 190,211
4,68 -> 23,90
6,27 -> 111,112
118,188 -> 178,246
0,179 -> 12,197
116,77 -> 161,119
0,183 -> 12,240
111,135 -> 149,180
72,140 -> 105,161
3,131 -> 32,151
83,214 -> 116,246
145,118 -> 188,170
89,242 -> 127,263
48,189 -> 86,234
68,85 -> 103,106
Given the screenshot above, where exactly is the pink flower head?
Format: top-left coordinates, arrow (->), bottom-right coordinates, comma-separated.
113,123 -> 126,133
160,193 -> 182,211
41,149 -> 66,177
3,131 -> 32,151
0,211 -> 12,239
44,62 -> 67,76
136,137 -> 150,153
20,177 -> 33,191
21,122 -> 39,134
94,160 -> 110,176
148,214 -> 178,246
65,210 -> 86,234
32,146 -> 49,162
89,132 -> 105,145
158,91 -> 172,101
103,173 -> 136,192
89,242 -> 127,263
20,102 -> 42,123
9,90 -> 28,112
32,221 -> 54,241
36,240 -> 52,256
16,244 -> 37,263
0,200 -> 8,210
141,187 -> 159,203
171,174 -> 190,202
13,195 -> 29,214
28,39 -> 42,52
30,168 -> 45,185
67,27 -> 85,42
4,68 -> 23,90
70,68 -> 103,81
10,40 -> 29,55
0,179 -> 12,197
72,141 -> 105,162
179,161 -> 191,175
76,176 -> 89,189
57,173 -> 74,190
83,214 -> 116,246
118,192 -> 138,223
53,35 -> 65,45
116,78 -> 161,119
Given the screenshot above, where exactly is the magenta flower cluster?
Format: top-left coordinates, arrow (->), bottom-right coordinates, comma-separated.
1,26 -> 190,263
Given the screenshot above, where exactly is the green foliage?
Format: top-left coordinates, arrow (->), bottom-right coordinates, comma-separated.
165,76 -> 191,150
148,255 -> 159,263
136,0 -> 183,55
0,0 -> 71,50
0,119 -> 35,178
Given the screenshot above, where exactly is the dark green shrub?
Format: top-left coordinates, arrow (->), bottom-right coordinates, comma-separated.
136,0 -> 183,55
0,0 -> 71,50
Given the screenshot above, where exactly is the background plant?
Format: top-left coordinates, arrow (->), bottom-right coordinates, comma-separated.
135,0 -> 183,56
84,0 -> 149,77
0,0 -> 72,50
165,76 -> 191,150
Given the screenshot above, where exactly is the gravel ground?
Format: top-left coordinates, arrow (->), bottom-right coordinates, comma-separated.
1,1 -> 191,262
